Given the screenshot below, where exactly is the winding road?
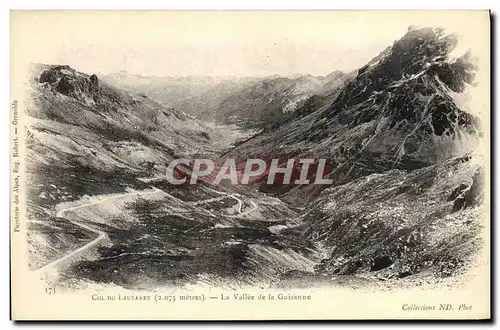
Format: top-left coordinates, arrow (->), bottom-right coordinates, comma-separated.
34,185 -> 258,274
35,188 -> 162,274
204,187 -> 258,216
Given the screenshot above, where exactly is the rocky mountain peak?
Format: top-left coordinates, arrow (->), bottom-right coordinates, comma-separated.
89,74 -> 99,87
332,27 -> 474,111
37,65 -> 124,108
317,27 -> 480,159
225,27 -> 482,197
325,70 -> 344,80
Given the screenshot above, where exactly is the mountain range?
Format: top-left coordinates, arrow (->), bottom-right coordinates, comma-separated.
100,70 -> 349,128
25,26 -> 486,287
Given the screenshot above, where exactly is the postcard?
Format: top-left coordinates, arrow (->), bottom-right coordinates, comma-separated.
10,10 -> 491,320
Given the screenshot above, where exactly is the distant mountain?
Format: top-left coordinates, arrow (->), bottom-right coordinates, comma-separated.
214,73 -> 348,128
100,71 -> 349,128
100,72 -> 260,120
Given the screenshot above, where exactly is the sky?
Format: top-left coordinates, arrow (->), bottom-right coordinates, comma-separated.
11,11 -> 489,78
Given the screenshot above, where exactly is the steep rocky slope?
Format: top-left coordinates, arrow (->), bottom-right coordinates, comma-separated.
223,27 -> 487,280
225,27 -> 482,201
27,64 -> 229,170
301,155 -> 485,279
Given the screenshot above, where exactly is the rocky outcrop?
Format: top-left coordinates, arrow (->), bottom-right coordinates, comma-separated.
38,66 -> 111,107
449,167 -> 485,212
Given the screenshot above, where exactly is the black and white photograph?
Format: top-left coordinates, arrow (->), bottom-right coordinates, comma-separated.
9,10 -> 491,320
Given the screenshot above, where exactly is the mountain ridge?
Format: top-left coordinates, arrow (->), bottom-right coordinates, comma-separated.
223,27 -> 482,202
100,69 -> 349,126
